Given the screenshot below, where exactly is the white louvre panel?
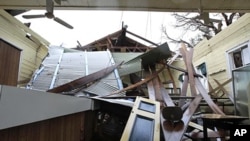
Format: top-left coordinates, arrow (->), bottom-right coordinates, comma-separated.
82,80 -> 121,96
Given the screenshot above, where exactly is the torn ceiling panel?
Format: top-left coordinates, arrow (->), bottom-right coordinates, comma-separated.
124,42 -> 172,69
112,53 -> 143,76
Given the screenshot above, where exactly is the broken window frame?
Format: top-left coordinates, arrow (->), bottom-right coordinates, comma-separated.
196,62 -> 209,92
226,41 -> 250,97
227,41 -> 250,71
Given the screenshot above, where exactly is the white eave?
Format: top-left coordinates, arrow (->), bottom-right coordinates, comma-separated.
0,85 -> 93,130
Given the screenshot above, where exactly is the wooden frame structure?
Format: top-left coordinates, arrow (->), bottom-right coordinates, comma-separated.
119,43 -> 239,141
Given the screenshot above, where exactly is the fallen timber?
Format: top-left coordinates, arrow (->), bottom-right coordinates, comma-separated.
160,43 -> 226,141
180,46 -> 197,97
164,44 -> 224,141
100,64 -> 165,97
208,78 -> 232,95
47,62 -> 123,93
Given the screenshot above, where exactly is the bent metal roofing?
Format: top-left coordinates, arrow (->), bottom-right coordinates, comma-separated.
27,46 -> 122,96
27,42 -> 172,97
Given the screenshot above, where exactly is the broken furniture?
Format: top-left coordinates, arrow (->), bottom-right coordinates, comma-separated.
201,113 -> 248,141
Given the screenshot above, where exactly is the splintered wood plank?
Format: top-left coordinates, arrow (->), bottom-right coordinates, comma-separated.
166,64 -> 202,78
47,62 -> 123,93
182,43 -> 224,112
157,75 -> 175,107
195,78 -> 225,115
146,67 -> 156,100
167,52 -> 180,65
163,94 -> 203,141
154,75 -> 182,141
180,44 -> 197,96
179,75 -> 188,107
208,78 -> 232,95
166,67 -> 177,93
104,64 -> 165,97
213,79 -> 229,96
208,81 -> 214,93
162,43 -> 224,141
147,79 -> 156,100
121,97 -> 160,141
188,121 -> 213,132
153,78 -> 162,101
152,75 -> 163,102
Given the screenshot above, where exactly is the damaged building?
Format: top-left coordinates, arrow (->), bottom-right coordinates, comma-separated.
1,1 -> 250,141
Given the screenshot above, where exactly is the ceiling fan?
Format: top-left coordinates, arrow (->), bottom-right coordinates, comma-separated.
22,0 -> 73,29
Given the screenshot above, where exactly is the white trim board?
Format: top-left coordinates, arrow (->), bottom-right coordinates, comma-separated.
0,85 -> 92,130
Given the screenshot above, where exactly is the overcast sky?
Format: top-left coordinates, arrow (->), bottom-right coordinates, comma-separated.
15,10 -> 196,50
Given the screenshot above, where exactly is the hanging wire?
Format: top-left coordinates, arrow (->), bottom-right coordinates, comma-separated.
160,13 -> 166,44
119,11 -> 124,28
145,12 -> 149,38
149,12 -> 152,40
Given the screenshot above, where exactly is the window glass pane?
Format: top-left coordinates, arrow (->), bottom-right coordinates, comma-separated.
139,101 -> 155,113
242,47 -> 250,65
129,116 -> 154,141
233,51 -> 243,68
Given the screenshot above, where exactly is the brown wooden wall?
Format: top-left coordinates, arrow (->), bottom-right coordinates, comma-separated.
0,111 -> 96,141
0,39 -> 21,86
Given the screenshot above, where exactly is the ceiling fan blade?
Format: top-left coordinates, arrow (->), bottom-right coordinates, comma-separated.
54,17 -> 74,29
46,0 -> 54,13
22,14 -> 46,19
54,0 -> 61,5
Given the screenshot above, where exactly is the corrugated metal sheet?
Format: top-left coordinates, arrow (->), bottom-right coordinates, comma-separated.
28,47 -> 121,96
80,51 -> 121,96
29,43 -> 172,95
81,80 -> 120,96
54,52 -> 86,87
28,46 -> 64,90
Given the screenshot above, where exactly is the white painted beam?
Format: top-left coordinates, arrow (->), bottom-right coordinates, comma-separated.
0,85 -> 93,130
0,0 -> 250,12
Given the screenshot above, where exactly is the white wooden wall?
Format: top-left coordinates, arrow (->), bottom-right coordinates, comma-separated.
173,14 -> 250,95
0,10 -> 49,86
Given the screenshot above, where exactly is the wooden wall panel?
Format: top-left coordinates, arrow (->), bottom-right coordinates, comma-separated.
0,11 -> 49,86
173,14 -> 250,96
0,111 -> 95,141
0,39 -> 21,86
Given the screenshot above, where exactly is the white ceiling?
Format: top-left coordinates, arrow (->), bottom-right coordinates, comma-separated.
1,0 -> 250,12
